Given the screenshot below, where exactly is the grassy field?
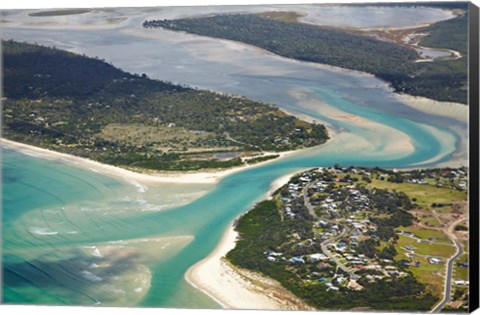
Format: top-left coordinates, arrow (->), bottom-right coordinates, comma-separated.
394,234 -> 453,296
396,235 -> 455,257
400,226 -> 450,243
454,268 -> 468,282
408,256 -> 445,296
367,179 -> 466,211
418,215 -> 443,228
98,123 -> 220,152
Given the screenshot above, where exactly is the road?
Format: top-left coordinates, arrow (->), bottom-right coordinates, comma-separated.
304,180 -> 358,280
302,182 -> 318,219
320,228 -> 359,280
431,239 -> 464,313
430,215 -> 467,313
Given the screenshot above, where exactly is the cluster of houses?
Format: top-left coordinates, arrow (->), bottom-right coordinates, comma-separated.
327,243 -> 408,279
266,168 -> 425,291
266,166 -> 469,293
402,168 -> 468,191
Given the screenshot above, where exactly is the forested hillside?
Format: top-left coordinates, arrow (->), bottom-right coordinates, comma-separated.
2,40 -> 328,171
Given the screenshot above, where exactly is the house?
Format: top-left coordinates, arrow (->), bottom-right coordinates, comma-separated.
289,257 -> 306,264
267,256 -> 277,262
309,253 -> 327,262
318,262 -> 330,270
399,260 -> 410,267
454,280 -> 469,286
429,257 -> 442,264
336,277 -> 347,284
318,220 -> 328,227
388,270 -> 400,277
326,284 -> 339,291
305,239 -> 315,246
264,251 -> 283,257
352,229 -> 362,237
458,262 -> 469,268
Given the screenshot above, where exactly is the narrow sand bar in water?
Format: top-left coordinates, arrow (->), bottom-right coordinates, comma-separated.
1,138 -> 300,185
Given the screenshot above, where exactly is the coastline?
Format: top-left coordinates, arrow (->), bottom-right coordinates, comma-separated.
184,169 -> 313,310
0,138 -> 301,185
394,94 -> 468,124
185,223 -> 312,310
266,170 -> 302,198
3,7 -> 468,309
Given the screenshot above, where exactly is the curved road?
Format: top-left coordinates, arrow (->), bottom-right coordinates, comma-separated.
304,181 -> 358,280
430,240 -> 464,312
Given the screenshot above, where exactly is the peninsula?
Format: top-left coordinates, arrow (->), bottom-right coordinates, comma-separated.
190,166 -> 469,312
143,6 -> 468,104
2,40 -> 328,173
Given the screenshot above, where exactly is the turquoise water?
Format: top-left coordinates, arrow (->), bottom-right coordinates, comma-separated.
2,84 -> 462,307
1,5 -> 467,308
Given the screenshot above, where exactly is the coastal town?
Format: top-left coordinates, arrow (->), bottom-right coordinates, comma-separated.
1,2 -> 474,312
228,166 -> 469,311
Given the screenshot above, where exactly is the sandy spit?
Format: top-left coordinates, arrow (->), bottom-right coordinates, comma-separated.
185,224 -> 312,310
1,138 -> 299,185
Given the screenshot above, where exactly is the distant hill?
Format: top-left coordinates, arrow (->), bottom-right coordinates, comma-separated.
2,40 -> 328,171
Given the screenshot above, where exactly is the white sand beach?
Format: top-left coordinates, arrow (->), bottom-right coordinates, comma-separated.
185,224 -> 312,310
267,170 -> 303,198
1,138 -> 298,185
2,5 -> 468,310
395,94 -> 468,124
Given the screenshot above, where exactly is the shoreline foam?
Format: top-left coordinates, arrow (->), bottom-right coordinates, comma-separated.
0,138 -> 301,185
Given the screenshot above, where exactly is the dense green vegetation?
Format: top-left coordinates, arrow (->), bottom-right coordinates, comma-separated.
227,199 -> 436,310
245,154 -> 279,165
144,14 -> 418,79
144,13 -> 468,103
420,15 -> 468,54
2,40 -> 328,171
226,166 -> 468,310
405,14 -> 468,103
